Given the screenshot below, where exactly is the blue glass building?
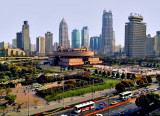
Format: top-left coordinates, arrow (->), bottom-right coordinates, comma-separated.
81,26 -> 89,47
72,29 -> 80,48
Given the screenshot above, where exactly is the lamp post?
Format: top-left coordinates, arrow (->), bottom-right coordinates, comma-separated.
92,79 -> 94,100
62,78 -> 65,108
26,86 -> 31,116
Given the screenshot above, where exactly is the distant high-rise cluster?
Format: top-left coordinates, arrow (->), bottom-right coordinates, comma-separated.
1,10 -> 160,58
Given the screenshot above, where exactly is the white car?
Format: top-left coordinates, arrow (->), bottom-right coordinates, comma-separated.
61,115 -> 67,116
94,114 -> 103,116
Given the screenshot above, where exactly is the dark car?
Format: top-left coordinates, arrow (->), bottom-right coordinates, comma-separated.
157,87 -> 160,90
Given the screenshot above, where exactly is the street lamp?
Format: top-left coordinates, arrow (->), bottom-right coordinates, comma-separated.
26,86 -> 31,116
92,79 -> 94,100
62,78 -> 65,108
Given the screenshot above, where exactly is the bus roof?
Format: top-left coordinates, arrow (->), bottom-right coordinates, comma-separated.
75,101 -> 95,108
119,91 -> 132,95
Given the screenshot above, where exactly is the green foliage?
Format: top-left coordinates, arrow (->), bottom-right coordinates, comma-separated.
5,94 -> 16,104
115,82 -> 125,92
146,76 -> 152,83
156,75 -> 160,81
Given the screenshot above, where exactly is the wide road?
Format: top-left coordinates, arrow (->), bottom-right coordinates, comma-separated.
53,83 -> 159,116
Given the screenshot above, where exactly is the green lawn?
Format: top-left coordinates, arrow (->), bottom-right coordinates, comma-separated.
45,78 -> 121,101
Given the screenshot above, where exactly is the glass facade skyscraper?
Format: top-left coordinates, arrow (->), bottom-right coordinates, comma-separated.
16,32 -> 22,49
101,10 -> 115,56
81,26 -> 89,47
72,29 -> 80,48
45,32 -> 53,55
90,36 -> 101,50
22,21 -> 30,54
59,18 -> 70,48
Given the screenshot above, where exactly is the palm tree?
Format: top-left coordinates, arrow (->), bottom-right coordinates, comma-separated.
0,89 -> 5,98
33,99 -> 39,108
17,102 -> 24,112
0,105 -> 7,116
5,87 -> 12,95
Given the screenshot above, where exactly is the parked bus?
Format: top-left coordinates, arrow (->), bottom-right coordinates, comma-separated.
119,91 -> 132,100
74,101 -> 95,113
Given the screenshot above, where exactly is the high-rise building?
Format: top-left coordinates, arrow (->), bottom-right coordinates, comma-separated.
31,44 -> 36,52
22,21 -> 30,53
16,32 -> 22,49
155,31 -> 160,56
59,18 -> 70,48
81,26 -> 89,47
45,32 -> 53,55
36,36 -> 45,56
146,34 -> 155,57
53,42 -> 59,51
90,36 -> 101,50
101,10 -> 115,56
12,38 -> 17,49
125,14 -> 146,58
72,29 -> 80,48
0,41 -> 9,49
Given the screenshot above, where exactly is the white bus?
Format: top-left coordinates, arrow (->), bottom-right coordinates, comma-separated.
119,91 -> 132,100
74,101 -> 95,113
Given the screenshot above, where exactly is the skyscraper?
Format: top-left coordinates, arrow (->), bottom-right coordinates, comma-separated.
16,32 -> 22,49
101,10 -> 115,56
81,26 -> 89,47
22,21 -> 30,53
59,18 -> 70,48
53,42 -> 59,51
45,32 -> 53,55
146,34 -> 155,57
125,14 -> 146,58
36,36 -> 45,56
12,38 -> 17,49
72,29 -> 80,48
155,31 -> 160,56
90,36 -> 101,50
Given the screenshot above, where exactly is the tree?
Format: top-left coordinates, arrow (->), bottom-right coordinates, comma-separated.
115,83 -> 125,92
5,94 -> 17,104
136,79 -> 144,86
33,99 -> 39,108
99,71 -> 101,75
112,72 -> 115,77
0,105 -> 7,116
116,72 -> 120,78
109,83 -> 114,89
94,69 -> 98,74
132,74 -> 136,80
121,80 -> 130,88
127,73 -> 131,79
121,73 -> 125,79
102,71 -> 106,77
87,69 -> 90,72
135,95 -> 150,108
156,75 -> 160,81
17,102 -> 24,112
84,68 -> 86,71
5,86 -> 12,95
108,71 -> 110,76
141,77 -> 148,84
0,89 -> 5,98
146,76 -> 152,83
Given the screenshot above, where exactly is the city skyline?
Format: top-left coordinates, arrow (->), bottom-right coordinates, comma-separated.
0,0 -> 160,47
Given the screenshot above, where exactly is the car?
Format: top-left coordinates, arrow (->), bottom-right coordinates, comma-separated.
96,104 -> 105,110
110,101 -> 118,105
150,89 -> 155,92
94,114 -> 103,116
133,92 -> 139,95
157,87 -> 160,90
61,115 -> 67,116
102,101 -> 108,106
116,112 -> 124,116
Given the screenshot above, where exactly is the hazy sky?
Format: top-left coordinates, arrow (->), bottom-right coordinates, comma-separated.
0,0 -> 160,47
